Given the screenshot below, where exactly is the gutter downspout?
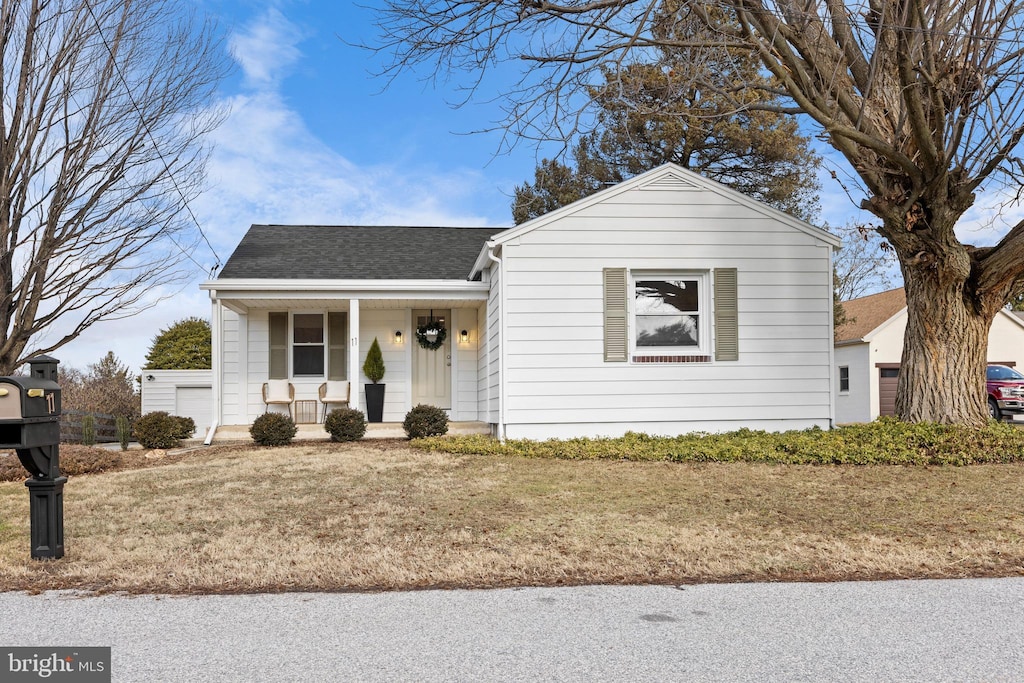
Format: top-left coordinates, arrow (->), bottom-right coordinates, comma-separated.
827,245 -> 837,430
205,296 -> 223,446
487,246 -> 507,441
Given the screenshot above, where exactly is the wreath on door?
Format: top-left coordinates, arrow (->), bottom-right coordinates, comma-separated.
415,322 -> 447,350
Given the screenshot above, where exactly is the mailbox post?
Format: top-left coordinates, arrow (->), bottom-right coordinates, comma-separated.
1,356 -> 65,559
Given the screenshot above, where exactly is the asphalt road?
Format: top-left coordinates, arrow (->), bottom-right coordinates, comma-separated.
1,578 -> 1022,682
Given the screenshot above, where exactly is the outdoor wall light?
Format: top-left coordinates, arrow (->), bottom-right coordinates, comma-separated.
394,330 -> 403,344
145,374 -> 155,382
459,329 -> 470,344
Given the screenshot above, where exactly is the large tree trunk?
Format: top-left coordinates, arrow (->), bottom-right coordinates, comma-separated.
896,269 -> 995,426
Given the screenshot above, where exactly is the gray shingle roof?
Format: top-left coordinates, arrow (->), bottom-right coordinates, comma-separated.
217,225 -> 507,280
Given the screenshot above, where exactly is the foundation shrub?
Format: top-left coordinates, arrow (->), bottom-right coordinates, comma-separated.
403,404 -> 449,439
171,416 -> 196,440
133,411 -> 184,449
324,408 -> 367,442
250,412 -> 298,447
411,419 -> 1024,465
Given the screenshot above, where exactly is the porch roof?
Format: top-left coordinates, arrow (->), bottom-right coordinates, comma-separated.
217,225 -> 507,281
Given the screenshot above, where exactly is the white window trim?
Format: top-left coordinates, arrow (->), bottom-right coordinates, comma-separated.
630,270 -> 710,358
290,311 -> 327,378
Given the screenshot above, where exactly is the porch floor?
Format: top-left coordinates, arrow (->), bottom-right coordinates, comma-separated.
208,421 -> 491,444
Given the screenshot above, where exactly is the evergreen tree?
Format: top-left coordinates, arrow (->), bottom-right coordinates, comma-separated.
144,318 -> 212,370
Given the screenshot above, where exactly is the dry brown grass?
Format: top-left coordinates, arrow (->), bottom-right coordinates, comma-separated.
1,441 -> 1023,594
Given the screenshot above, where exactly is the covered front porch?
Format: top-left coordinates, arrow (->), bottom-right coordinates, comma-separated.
201,278 -> 495,436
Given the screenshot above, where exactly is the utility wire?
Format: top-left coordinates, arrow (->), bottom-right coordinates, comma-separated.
82,0 -> 222,277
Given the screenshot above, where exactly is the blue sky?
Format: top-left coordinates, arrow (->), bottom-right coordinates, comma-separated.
49,0 -> 1018,374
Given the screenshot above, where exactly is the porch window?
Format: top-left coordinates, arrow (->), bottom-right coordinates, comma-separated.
269,311 -> 348,379
293,313 -> 325,376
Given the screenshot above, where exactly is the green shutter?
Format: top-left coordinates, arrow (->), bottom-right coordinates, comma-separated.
269,312 -> 288,379
714,268 -> 739,361
603,268 -> 628,362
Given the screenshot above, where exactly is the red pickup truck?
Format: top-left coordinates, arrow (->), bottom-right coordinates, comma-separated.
987,365 -> 1024,421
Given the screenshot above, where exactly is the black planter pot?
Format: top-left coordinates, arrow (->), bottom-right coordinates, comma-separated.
365,383 -> 385,423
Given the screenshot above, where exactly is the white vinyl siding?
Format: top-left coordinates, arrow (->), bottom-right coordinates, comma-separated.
141,370 -> 214,438
483,263 -> 502,424
498,173 -> 834,437
453,307 -> 480,420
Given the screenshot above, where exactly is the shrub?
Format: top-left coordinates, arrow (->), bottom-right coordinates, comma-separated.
324,408 -> 367,442
403,404 -> 449,439
116,416 -> 131,451
171,415 -> 196,440
133,411 -> 183,449
250,412 -> 298,446
410,418 -> 1024,466
81,414 -> 96,446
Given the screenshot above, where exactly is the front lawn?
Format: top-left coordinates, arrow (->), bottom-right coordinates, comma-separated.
0,428 -> 1022,594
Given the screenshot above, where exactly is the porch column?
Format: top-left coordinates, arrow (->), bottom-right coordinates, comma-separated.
349,299 -> 360,412
208,298 -> 223,442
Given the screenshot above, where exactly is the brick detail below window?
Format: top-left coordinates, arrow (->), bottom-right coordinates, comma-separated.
632,355 -> 711,364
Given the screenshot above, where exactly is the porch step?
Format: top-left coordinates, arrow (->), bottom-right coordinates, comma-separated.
209,421 -> 491,444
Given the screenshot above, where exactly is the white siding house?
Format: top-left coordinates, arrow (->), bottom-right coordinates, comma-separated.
834,288 -> 1024,422
470,165 -> 840,438
202,164 -> 840,440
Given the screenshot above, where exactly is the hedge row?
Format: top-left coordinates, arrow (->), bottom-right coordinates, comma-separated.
411,418 -> 1024,466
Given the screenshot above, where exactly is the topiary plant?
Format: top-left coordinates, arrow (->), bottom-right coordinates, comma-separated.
324,408 -> 367,442
403,404 -> 449,439
133,411 -> 182,449
363,337 -> 385,383
250,412 -> 298,446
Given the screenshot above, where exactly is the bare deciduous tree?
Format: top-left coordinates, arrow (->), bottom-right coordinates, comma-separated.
0,0 -> 228,375
373,0 -> 1024,424
831,222 -> 897,303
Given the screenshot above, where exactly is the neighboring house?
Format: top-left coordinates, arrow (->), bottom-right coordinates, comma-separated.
834,287 -> 1024,423
201,163 -> 841,440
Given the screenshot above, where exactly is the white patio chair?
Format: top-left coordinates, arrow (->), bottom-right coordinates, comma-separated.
318,380 -> 350,422
262,380 -> 295,419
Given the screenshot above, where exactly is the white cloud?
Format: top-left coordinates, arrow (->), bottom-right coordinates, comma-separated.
228,8 -> 305,90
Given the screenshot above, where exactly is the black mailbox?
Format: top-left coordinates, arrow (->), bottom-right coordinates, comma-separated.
5,355 -> 65,559
0,375 -> 61,478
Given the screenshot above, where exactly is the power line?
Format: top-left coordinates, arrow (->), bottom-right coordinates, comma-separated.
81,0 -> 222,277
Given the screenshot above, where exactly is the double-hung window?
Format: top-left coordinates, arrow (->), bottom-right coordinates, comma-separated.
603,268 -> 736,363
633,273 -> 707,355
292,313 -> 325,376
269,312 -> 347,379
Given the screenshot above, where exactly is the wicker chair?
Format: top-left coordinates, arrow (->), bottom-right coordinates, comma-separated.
318,380 -> 351,422
262,380 -> 295,419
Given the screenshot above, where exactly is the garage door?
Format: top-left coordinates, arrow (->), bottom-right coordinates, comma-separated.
176,386 -> 212,438
878,366 -> 899,417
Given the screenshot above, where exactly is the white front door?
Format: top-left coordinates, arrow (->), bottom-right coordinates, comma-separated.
412,310 -> 452,410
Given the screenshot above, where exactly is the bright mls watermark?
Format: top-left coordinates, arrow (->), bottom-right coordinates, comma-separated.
1,648 -> 110,682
